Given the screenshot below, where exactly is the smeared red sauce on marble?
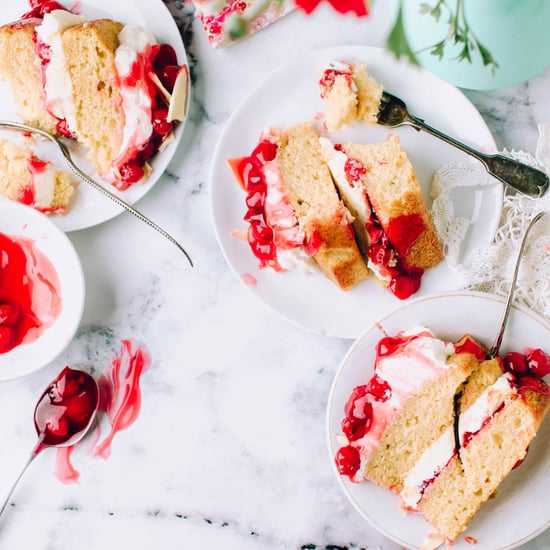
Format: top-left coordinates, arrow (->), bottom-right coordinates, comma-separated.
54,340 -> 151,483
0,232 -> 62,354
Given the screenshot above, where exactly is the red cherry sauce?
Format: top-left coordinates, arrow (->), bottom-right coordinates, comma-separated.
234,139 -> 324,271
336,150 -> 427,300
112,43 -> 183,191
54,340 -> 151,483
93,339 -> 151,458
366,214 -> 425,300
453,335 -> 486,361
33,367 -> 99,455
0,232 -> 62,354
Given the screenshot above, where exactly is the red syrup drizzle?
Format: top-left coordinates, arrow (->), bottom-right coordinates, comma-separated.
54,340 -> 151,483
0,232 -> 62,354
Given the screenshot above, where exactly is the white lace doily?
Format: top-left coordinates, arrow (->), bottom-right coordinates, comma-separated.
431,122 -> 550,319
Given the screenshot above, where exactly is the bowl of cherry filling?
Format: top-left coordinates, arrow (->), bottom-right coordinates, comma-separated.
0,201 -> 85,381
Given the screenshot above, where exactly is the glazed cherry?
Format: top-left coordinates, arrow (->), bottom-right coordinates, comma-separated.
376,336 -> 402,358
527,348 -> 550,378
341,416 -> 366,441
344,385 -> 368,417
334,445 -> 360,477
152,108 -> 174,137
118,161 -> 145,185
503,351 -> 529,377
152,44 -> 178,70
366,375 -> 392,402
158,65 -> 180,93
34,366 -> 99,451
389,272 -> 422,301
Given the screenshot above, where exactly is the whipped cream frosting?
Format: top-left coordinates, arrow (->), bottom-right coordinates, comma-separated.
27,161 -> 57,209
112,24 -> 157,171
261,149 -> 318,274
35,10 -> 86,132
342,328 -> 456,482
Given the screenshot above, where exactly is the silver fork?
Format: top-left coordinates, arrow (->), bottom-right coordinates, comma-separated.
0,120 -> 193,266
377,91 -> 549,198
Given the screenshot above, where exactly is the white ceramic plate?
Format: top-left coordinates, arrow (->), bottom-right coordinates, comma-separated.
326,291 -> 550,549
209,45 -> 503,339
0,202 -> 85,381
0,0 -> 189,232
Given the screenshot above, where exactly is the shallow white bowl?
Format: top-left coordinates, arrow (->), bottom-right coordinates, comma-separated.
0,202 -> 85,381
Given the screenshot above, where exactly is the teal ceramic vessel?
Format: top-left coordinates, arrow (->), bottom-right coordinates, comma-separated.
395,0 -> 550,90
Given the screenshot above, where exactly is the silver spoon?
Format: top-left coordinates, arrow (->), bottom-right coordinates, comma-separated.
377,91 -> 549,198
489,211 -> 546,357
0,120 -> 193,266
0,367 -> 99,517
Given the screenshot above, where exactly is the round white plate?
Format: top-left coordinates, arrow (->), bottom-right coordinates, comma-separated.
0,202 -> 85,381
326,291 -> 550,549
209,45 -> 503,339
0,0 -> 189,232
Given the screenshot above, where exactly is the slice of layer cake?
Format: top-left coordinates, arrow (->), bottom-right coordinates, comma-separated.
319,60 -> 383,131
417,356 -> 550,543
229,122 -> 369,291
0,19 -> 58,134
0,6 -> 189,191
0,139 -> 74,214
335,328 -> 483,486
61,18 -> 125,179
321,134 -> 443,299
334,328 -> 550,546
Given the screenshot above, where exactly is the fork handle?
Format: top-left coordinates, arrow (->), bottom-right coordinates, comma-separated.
408,116 -> 549,198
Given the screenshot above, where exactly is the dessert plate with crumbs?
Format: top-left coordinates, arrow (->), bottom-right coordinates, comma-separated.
0,0 -> 190,232
326,291 -> 550,549
209,45 -> 503,339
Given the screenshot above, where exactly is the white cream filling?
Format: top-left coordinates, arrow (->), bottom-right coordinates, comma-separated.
319,137 -> 371,222
36,10 -> 86,131
400,373 -> 516,509
112,25 -> 157,168
30,164 -> 57,208
263,157 -> 318,273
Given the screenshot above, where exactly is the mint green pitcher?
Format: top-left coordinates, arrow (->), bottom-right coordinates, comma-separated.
394,0 -> 550,90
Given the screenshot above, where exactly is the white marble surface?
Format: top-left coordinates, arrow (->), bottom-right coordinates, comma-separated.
1,1 -> 550,549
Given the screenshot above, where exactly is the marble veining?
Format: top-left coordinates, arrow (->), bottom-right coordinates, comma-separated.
0,1 -> 549,549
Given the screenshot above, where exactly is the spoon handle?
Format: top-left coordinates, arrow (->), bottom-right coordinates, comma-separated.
0,453 -> 36,518
408,115 -> 549,198
489,211 -> 546,358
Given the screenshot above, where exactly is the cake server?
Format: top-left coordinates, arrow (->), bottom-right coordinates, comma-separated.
0,120 -> 193,266
377,91 -> 549,198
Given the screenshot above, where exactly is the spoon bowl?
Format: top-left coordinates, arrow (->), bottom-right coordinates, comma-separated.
0,367 -> 99,517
